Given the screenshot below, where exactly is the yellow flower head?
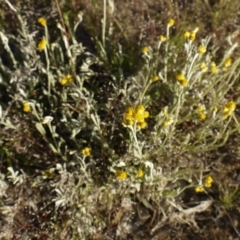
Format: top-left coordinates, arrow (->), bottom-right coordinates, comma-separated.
176,73 -> 186,81
199,112 -> 207,120
184,31 -> 190,39
200,62 -> 208,72
137,121 -> 147,129
23,101 -> 31,113
163,116 -> 174,127
224,58 -> 232,68
198,45 -> 206,55
197,104 -> 207,120
60,74 -> 73,86
184,27 -> 199,41
141,46 -> 149,54
167,18 -> 175,27
134,105 -> 146,123
38,17 -> 47,26
38,38 -> 47,50
116,170 -> 127,180
159,35 -> 167,42
137,169 -> 144,178
211,62 -> 218,74
195,186 -> 204,193
223,101 -> 236,112
223,57 -> 233,71
189,32 -> 196,41
125,106 -> 135,117
81,147 -> 91,156
204,176 -> 213,188
151,75 -> 159,82
176,73 -> 188,86
222,101 -> 236,119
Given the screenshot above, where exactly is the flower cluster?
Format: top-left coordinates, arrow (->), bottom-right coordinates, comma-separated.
197,104 -> 207,120
176,73 -> 188,87
123,105 -> 149,129
60,74 -> 73,86
204,176 -> 214,188
222,101 -> 236,119
195,176 -> 214,192
184,27 -> 199,41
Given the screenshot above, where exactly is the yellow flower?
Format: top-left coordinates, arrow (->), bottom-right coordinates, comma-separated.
137,121 -> 147,129
38,17 -> 47,26
124,107 -> 134,120
81,147 -> 91,156
151,75 -> 159,82
141,46 -> 149,54
224,58 -> 232,68
211,62 -> 218,74
144,111 -> 149,118
180,79 -> 188,86
42,168 -> 55,179
176,74 -> 188,87
159,35 -> 167,42
204,182 -> 212,188
199,112 -> 207,120
198,45 -> 206,55
163,116 -> 174,127
137,169 -> 144,178
134,105 -> 147,123
200,62 -> 208,72
23,101 -> 31,112
184,31 -> 190,39
116,170 -> 127,180
195,186 -> 204,193
123,105 -> 149,129
222,101 -> 236,119
167,18 -> 175,27
60,74 -> 73,86
184,27 -> 199,41
198,104 -> 207,120
176,73 -> 185,81
205,176 -> 213,184
189,32 -> 196,41
38,38 -> 47,50
223,101 -> 236,112
204,176 -> 213,188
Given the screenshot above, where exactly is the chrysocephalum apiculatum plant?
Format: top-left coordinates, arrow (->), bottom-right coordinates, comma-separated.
1,0 -> 240,238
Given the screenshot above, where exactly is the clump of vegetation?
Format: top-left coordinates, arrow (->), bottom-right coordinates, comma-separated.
1,0 -> 240,239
